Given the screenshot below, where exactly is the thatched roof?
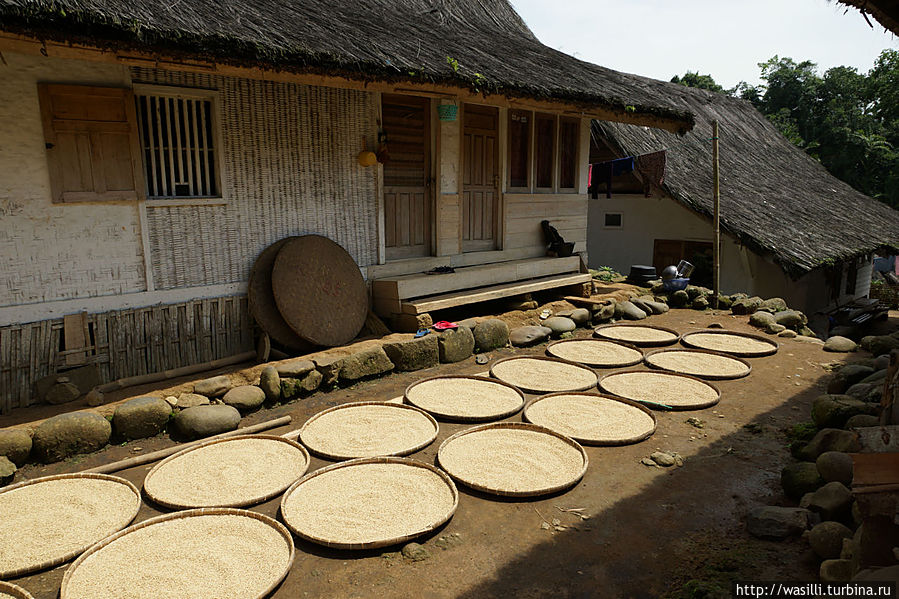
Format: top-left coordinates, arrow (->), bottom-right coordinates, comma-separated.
837,0 -> 899,34
594,84 -> 899,277
0,0 -> 694,131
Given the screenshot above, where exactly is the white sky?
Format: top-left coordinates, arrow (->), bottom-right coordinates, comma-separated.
508,0 -> 898,88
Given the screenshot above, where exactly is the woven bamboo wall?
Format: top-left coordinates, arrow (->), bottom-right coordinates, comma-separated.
0,295 -> 252,413
130,67 -> 379,290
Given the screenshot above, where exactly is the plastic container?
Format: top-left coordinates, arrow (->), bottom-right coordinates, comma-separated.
676,260 -> 694,278
662,278 -> 690,292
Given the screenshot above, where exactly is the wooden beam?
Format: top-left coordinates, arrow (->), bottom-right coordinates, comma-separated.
0,33 -> 692,133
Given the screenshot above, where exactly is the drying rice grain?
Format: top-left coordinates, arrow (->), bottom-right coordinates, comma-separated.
0,582 -> 33,599
599,371 -> 720,409
438,426 -> 586,495
594,325 -> 678,345
143,437 -> 308,508
300,403 -> 437,459
681,332 -> 776,356
491,358 -> 597,393
547,339 -> 643,367
646,350 -> 749,378
405,377 -> 524,420
281,461 -> 456,548
62,513 -> 292,599
0,476 -> 140,577
524,394 -> 655,444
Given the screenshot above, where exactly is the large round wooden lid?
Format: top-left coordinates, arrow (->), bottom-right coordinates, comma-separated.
248,238 -> 310,351
272,235 -> 368,347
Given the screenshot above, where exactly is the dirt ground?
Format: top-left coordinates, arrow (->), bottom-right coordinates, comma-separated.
5,308 -> 895,599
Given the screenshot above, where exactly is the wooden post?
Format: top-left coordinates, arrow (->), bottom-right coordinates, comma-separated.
712,121 -> 721,309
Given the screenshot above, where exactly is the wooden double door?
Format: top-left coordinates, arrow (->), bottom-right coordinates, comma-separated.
462,104 -> 499,252
382,98 -> 500,259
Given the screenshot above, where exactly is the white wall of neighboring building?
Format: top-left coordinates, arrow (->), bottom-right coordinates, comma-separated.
586,192 -> 873,315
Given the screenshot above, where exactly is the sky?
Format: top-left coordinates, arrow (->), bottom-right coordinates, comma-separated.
508,0 -> 897,89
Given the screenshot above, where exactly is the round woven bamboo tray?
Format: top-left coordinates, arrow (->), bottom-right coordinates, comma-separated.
598,371 -> 722,410
680,330 -> 779,357
403,375 -> 525,422
593,324 -> 681,347
436,422 -> 588,498
489,356 -> 598,394
523,392 -> 657,445
60,508 -> 294,599
247,237 -> 311,351
0,473 -> 141,579
299,401 -> 438,460
271,235 -> 368,347
143,435 -> 310,509
644,348 -> 751,380
280,457 -> 458,550
0,581 -> 34,599
545,338 -> 643,368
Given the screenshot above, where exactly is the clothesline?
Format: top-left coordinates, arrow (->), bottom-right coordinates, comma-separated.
588,150 -> 667,199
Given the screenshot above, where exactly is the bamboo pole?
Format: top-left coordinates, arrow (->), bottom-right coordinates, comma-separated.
712,121 -> 721,309
83,415 -> 293,474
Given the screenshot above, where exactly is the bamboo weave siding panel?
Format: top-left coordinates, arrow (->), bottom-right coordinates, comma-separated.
0,295 -> 251,413
130,68 -> 378,290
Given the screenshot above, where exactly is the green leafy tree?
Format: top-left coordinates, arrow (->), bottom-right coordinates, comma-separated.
670,71 -> 725,93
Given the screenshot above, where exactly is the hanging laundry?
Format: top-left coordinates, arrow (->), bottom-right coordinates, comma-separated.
636,150 -> 666,197
588,157 -> 634,198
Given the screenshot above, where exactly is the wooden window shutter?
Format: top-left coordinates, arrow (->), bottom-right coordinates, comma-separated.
37,84 -> 145,203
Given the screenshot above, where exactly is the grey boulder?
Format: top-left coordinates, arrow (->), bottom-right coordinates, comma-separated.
824,336 -> 858,353
749,311 -> 776,328
807,481 -> 853,521
0,428 -> 32,466
32,412 -> 111,463
259,366 -> 281,402
797,429 -> 860,461
113,396 -> 172,440
383,335 -> 439,371
811,395 -> 875,429
781,462 -> 824,500
509,326 -> 552,347
816,451 -> 853,486
172,405 -> 241,440
193,375 -> 232,398
746,506 -> 810,539
615,301 -> 647,320
276,359 -> 315,378
543,317 -> 576,336
809,521 -> 854,560
438,326 -> 475,363
339,347 -> 394,381
473,319 -> 510,352
222,385 -> 266,410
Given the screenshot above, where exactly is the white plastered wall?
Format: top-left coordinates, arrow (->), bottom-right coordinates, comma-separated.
0,52 -> 147,309
586,192 -> 872,314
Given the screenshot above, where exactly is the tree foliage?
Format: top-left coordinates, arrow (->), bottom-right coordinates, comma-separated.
671,50 -> 899,209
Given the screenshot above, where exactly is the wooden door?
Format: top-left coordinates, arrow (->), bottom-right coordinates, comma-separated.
462,104 -> 499,252
382,95 -> 431,260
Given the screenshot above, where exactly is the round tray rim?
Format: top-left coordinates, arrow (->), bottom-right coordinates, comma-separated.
489,356 -> 598,394
142,434 -> 310,510
593,323 -> 682,347
597,369 -> 722,411
0,472 -> 142,579
679,329 -> 779,357
0,581 -> 35,599
436,421 -> 588,498
59,507 -> 295,599
522,391 -> 657,446
545,338 -> 644,368
643,347 -> 752,380
279,456 -> 459,550
403,375 -> 526,422
298,401 -> 439,460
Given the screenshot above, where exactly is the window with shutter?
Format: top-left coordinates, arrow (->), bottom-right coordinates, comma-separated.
37,84 -> 144,203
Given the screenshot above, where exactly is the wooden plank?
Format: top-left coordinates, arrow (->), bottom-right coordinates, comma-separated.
851,452 -> 899,491
403,273 -> 592,314
378,256 -> 581,299
855,425 -> 899,453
